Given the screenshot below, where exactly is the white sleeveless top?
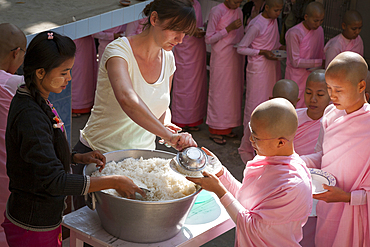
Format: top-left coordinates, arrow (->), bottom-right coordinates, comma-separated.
81,37 -> 175,153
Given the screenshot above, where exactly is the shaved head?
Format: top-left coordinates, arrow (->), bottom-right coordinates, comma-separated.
272,79 -> 299,107
305,2 -> 324,17
343,10 -> 362,25
251,98 -> 298,139
326,51 -> 368,86
0,23 -> 26,60
265,0 -> 283,7
307,69 -> 326,85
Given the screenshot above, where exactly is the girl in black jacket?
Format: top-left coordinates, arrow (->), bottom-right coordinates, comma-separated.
2,31 -> 146,247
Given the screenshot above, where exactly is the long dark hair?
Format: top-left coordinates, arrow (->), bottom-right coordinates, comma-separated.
142,0 -> 197,36
23,31 -> 76,172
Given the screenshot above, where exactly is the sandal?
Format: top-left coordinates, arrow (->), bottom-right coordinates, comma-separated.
183,126 -> 200,132
223,132 -> 237,138
119,0 -> 131,6
209,134 -> 226,145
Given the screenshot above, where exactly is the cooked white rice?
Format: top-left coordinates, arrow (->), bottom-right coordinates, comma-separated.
91,157 -> 197,201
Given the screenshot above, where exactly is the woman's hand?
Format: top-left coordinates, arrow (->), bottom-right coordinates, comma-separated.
313,184 -> 351,203
187,171 -> 228,198
167,132 -> 197,151
73,150 -> 106,172
114,175 -> 146,199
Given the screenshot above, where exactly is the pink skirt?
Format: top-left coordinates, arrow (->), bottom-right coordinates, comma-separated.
1,213 -> 62,247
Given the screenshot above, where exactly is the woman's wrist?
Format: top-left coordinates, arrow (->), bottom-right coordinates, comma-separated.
71,151 -> 78,164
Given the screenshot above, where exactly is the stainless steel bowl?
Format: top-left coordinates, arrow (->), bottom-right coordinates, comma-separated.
83,149 -> 201,243
176,147 -> 208,171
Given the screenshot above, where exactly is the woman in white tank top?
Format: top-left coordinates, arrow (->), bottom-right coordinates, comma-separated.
79,0 -> 199,154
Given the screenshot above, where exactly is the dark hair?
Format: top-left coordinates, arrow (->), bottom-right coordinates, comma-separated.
23,31 -> 76,172
142,0 -> 197,36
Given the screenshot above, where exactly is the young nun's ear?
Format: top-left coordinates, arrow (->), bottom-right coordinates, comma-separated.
277,138 -> 287,148
358,80 -> 366,93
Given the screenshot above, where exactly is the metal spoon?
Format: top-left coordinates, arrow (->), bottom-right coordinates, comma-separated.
135,187 -> 151,200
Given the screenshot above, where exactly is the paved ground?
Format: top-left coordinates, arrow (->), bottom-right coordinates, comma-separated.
71,114 -> 246,246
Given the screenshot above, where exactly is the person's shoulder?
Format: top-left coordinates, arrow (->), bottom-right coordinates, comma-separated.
163,49 -> 175,62
326,33 -> 341,44
315,26 -> 324,35
102,37 -> 132,65
286,22 -> 303,37
9,93 -> 48,127
211,3 -> 222,13
356,34 -> 363,43
323,104 -> 336,115
106,37 -> 130,52
11,92 -> 42,113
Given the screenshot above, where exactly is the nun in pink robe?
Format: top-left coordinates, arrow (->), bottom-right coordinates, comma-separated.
219,154 -> 312,246
205,2 -> 244,135
302,104 -> 370,247
293,108 -> 321,155
125,18 -> 147,37
285,23 -> 324,108
72,35 -> 98,115
294,107 -> 321,247
237,13 -> 281,162
324,34 -> 363,68
171,0 -> 207,128
0,71 -> 23,247
92,25 -> 127,61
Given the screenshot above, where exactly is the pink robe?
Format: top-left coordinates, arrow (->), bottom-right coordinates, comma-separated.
0,70 -> 23,247
219,154 -> 312,246
72,35 -> 98,113
92,25 -> 127,61
237,13 -> 281,160
125,18 -> 147,37
294,108 -> 321,155
302,104 -> 370,246
205,3 -> 244,130
171,0 -> 207,126
324,33 -> 364,68
285,23 -> 324,108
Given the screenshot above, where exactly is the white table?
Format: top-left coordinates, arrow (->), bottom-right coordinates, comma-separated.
62,191 -> 235,247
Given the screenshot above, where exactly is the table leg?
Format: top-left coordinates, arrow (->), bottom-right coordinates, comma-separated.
69,230 -> 84,247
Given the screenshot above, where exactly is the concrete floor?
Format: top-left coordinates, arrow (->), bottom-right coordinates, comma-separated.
70,113 -> 245,246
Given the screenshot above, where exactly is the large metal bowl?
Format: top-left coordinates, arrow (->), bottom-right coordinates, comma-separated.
83,149 -> 201,243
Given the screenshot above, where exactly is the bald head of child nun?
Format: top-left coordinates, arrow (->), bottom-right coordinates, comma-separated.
0,23 -> 26,74
305,69 -> 330,120
303,2 -> 325,31
342,10 -> 362,40
263,0 -> 284,20
326,51 -> 368,114
249,98 -> 298,157
272,79 -> 299,107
